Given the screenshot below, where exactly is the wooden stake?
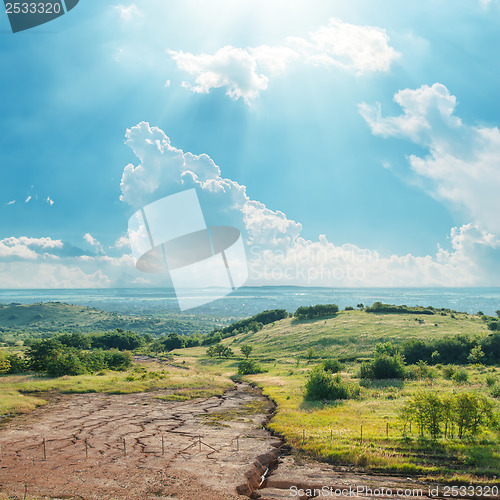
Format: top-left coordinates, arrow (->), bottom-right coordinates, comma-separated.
123,438 -> 127,456
42,438 -> 46,460
386,422 -> 389,438
302,429 -> 305,444
198,436 -> 202,452
24,483 -> 28,500
236,435 -> 239,452
85,438 -> 88,459
360,425 -> 363,443
330,428 -> 333,440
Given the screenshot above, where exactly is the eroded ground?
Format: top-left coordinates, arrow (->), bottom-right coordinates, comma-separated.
0,383 -> 278,499
0,384 -> 467,500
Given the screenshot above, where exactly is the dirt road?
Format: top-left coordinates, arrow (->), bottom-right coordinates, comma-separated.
0,384 -> 456,500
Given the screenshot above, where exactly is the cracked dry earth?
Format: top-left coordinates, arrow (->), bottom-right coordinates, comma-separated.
0,383 -> 279,500
0,383 -> 454,500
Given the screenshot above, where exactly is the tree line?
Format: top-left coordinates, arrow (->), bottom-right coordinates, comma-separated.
401,391 -> 495,439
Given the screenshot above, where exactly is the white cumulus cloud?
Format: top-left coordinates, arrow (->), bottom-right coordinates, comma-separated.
168,18 -> 399,103
120,122 -> 500,286
359,83 -> 500,235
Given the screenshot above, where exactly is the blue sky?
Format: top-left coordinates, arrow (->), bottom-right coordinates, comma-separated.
1,0 -> 499,288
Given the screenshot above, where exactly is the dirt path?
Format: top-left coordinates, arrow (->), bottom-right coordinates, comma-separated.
0,384 -> 466,500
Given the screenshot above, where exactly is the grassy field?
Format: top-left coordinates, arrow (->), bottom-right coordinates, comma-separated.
177,309 -> 500,483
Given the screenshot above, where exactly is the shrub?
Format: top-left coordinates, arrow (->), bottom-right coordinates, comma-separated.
322,359 -> 342,373
5,353 -> 27,374
442,364 -> 458,379
305,368 -> 358,401
359,354 -> 406,380
237,359 -> 264,375
451,369 -> 469,383
46,351 -> 87,377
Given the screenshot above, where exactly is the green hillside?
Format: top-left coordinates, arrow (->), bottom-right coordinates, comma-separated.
224,309 -> 489,361
178,307 -> 500,482
0,302 -> 219,336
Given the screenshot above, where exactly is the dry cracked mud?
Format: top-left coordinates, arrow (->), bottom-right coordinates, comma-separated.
0,383 -> 467,500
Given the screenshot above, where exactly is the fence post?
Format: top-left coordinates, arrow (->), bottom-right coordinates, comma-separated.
386,422 -> 389,438
24,483 -> 28,500
236,435 -> 239,452
42,438 -> 46,460
360,425 -> 363,443
302,429 -> 305,444
123,438 -> 126,456
198,436 -> 202,452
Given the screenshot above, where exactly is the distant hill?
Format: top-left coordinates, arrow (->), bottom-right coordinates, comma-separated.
0,302 -> 220,336
223,308 -> 490,361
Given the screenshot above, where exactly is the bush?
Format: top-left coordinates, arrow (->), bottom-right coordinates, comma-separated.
5,353 -> 27,374
359,354 -> 406,380
46,350 -> 87,377
451,369 -> 469,383
322,359 -> 342,373
442,364 -> 458,379
237,359 -> 264,375
305,368 -> 358,401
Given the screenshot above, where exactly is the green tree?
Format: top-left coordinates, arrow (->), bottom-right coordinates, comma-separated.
467,346 -> 485,364
26,339 -> 65,372
46,350 -> 86,377
241,345 -> 253,359
5,353 -> 27,374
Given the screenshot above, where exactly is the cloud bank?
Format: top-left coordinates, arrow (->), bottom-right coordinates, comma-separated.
120,121 -> 500,286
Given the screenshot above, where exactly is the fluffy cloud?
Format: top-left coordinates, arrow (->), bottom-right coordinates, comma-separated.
168,18 -> 399,103
359,83 -> 500,235
0,235 -> 140,288
120,122 -> 500,286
